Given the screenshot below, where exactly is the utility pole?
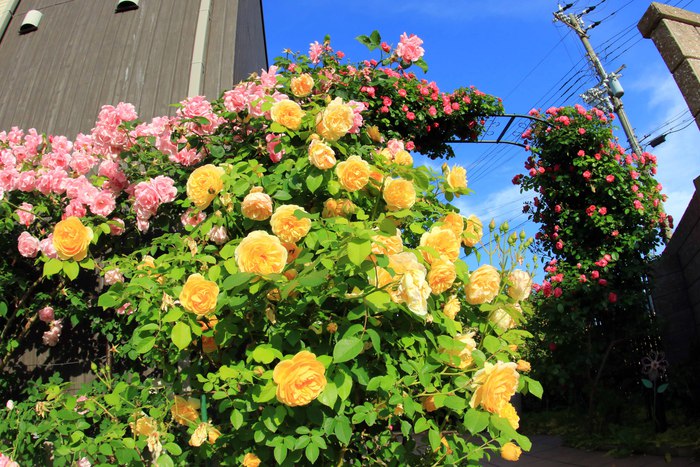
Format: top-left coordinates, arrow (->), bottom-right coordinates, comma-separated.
554,6 -> 644,156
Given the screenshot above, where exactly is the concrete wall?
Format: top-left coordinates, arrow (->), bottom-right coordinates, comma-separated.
650,177 -> 700,364
639,2 -> 700,130
639,3 -> 700,364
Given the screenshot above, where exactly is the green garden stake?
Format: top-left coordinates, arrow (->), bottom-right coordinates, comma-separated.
201,394 -> 207,423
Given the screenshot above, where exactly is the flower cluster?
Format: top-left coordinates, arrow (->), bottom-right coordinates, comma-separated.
0,32 -> 537,466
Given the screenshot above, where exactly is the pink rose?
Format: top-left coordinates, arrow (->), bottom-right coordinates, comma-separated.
39,235 -> 58,259
608,292 -> 617,303
42,319 -> 63,347
606,175 -> 614,183
181,208 -> 206,227
396,33 -> 424,62
16,171 -> 36,192
18,232 -> 40,258
90,191 -> 116,217
582,170 -> 591,180
109,218 -> 125,235
116,302 -> 133,315
309,41 -> 323,64
207,225 -> 229,245
64,199 -> 87,218
16,202 -> 35,226
152,176 -> 177,203
38,306 -> 55,323
104,269 -> 124,285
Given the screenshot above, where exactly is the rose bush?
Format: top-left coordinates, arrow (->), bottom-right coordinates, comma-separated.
514,105 -> 668,418
0,32 -> 541,465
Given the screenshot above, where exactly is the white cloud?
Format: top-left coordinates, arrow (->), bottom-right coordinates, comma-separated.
637,74 -> 700,226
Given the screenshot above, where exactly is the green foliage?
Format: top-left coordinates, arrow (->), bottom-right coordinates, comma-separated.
516,105 -> 667,416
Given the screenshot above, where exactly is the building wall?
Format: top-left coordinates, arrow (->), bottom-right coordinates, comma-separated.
0,0 -> 267,138
650,178 -> 700,364
639,4 -> 700,365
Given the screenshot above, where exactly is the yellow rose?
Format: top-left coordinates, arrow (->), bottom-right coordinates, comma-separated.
465,264 -> 500,305
270,204 -> 312,243
290,73 -> 314,97
443,295 -> 461,319
428,258 -> 456,294
335,155 -> 370,192
189,422 -> 221,447
488,307 -> 517,331
186,164 -> 224,210
388,252 -> 431,316
270,99 -> 305,130
371,229 -> 403,256
516,359 -> 531,373
500,442 -> 522,462
393,149 -> 413,166
179,273 -> 219,316
507,269 -> 532,301
443,332 -> 477,369
242,453 -> 261,467
420,226 -> 460,264
463,214 -> 483,247
316,97 -> 354,141
383,178 -> 416,211
442,212 -> 464,240
308,138 -> 336,170
445,164 -> 467,191
52,216 -> 93,261
498,402 -> 520,430
171,396 -> 199,426
273,350 -> 327,406
241,186 -> 273,221
469,361 -> 520,413
132,415 -> 158,437
367,125 -> 383,143
235,231 -> 288,275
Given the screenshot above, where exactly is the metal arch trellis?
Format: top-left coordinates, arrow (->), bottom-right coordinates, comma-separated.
447,113 -> 549,147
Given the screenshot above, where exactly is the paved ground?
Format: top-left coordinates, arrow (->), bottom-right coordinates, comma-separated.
485,435 -> 700,466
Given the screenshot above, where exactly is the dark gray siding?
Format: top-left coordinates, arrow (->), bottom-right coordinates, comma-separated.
0,0 -> 267,138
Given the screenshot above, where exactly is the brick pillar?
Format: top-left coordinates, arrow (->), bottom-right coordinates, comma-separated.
639,3 -> 700,130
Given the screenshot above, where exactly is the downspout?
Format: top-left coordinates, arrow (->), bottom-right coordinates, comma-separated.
0,0 -> 21,43
187,0 -> 211,97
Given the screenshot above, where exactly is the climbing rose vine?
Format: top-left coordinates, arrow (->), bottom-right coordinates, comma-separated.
0,32 -> 538,465
515,104 -> 668,414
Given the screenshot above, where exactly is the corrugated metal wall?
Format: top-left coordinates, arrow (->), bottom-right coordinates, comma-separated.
0,0 -> 267,138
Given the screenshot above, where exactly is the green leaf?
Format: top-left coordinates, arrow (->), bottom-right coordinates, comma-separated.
657,383 -> 669,394
230,410 -> 244,430
317,381 -> 338,408
135,336 -> 156,354
305,443 -> 320,463
162,308 -> 184,323
347,239 -> 372,266
333,337 -> 363,363
334,416 -> 352,445
464,409 -> 490,434
274,445 -> 288,464
98,292 -> 118,309
335,368 -> 353,400
251,345 -> 279,364
482,335 -> 501,354
222,272 -> 254,291
641,379 -> 653,389
63,261 -> 79,280
163,443 -> 182,456
172,322 -> 192,350
43,258 -> 63,277
156,454 -> 174,467
306,173 -> 323,193
413,58 -> 428,73
414,417 -> 429,433
528,379 -> 544,399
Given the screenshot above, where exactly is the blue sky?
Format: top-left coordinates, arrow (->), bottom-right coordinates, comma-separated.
262,0 -> 700,267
